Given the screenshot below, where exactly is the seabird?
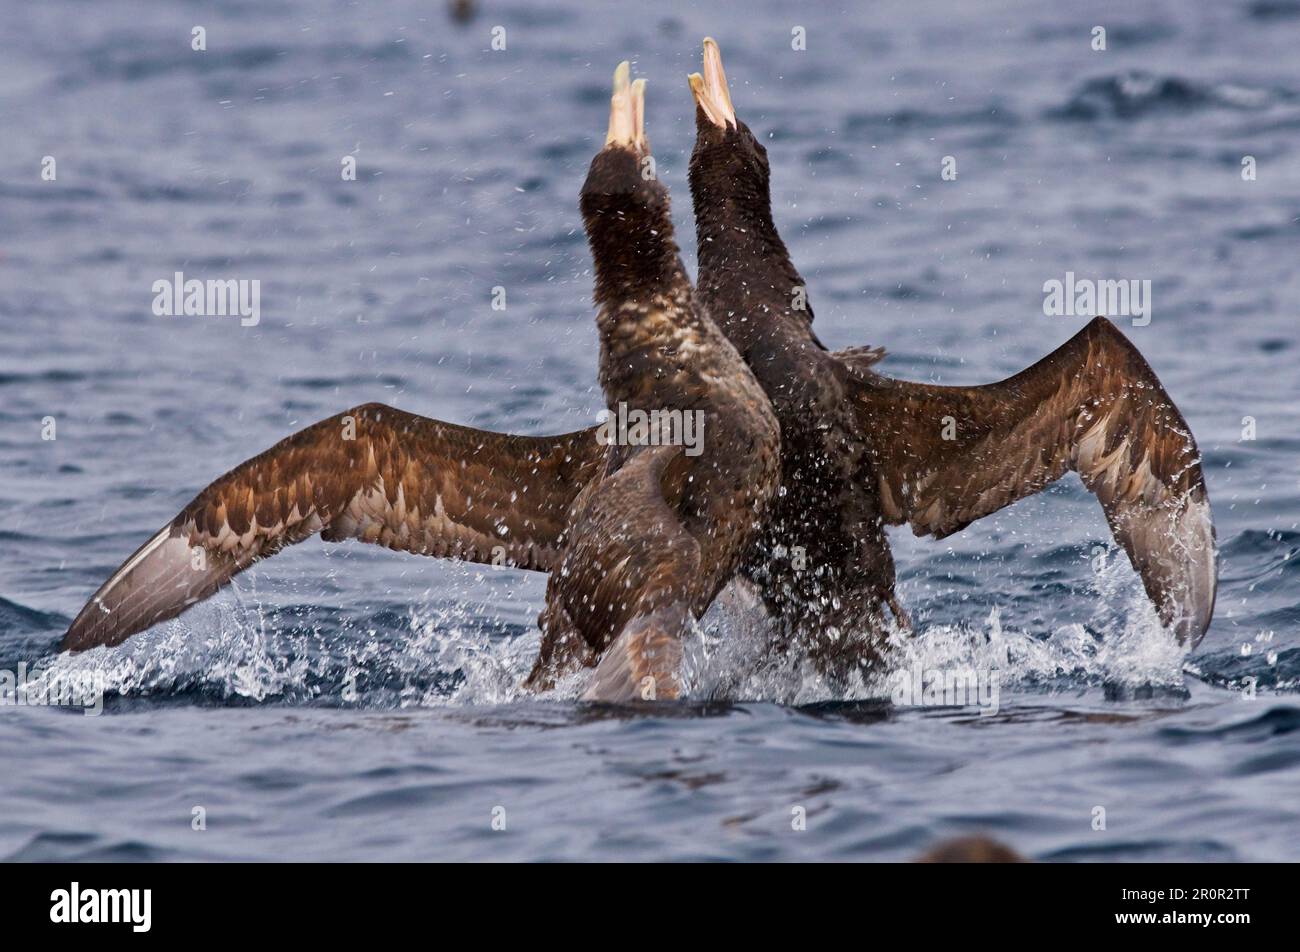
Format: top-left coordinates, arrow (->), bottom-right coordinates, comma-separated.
62,63 -> 781,704
527,63 -> 780,698
686,38 -> 1216,657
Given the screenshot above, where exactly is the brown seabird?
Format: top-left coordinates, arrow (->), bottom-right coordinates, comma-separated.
62,63 -> 781,704
686,38 -> 1215,658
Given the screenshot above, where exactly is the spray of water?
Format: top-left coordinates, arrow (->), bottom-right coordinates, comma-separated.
28,544 -> 1192,709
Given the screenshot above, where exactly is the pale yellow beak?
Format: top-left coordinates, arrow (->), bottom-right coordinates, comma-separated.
688,37 -> 736,128
605,61 -> 648,151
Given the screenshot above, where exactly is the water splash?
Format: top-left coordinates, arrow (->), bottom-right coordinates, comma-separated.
27,544 -> 1201,710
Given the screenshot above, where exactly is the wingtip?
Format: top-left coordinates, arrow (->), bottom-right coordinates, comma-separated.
61,599 -> 106,653
1169,492 -> 1218,649
59,528 -> 227,653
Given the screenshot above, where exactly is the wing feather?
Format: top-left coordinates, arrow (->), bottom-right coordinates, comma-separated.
63,403 -> 602,651
851,317 -> 1216,645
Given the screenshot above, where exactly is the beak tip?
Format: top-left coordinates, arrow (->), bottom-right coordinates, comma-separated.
606,62 -> 646,151
693,38 -> 736,129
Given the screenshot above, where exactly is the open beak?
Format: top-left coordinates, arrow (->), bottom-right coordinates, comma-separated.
606,61 -> 648,152
688,37 -> 736,128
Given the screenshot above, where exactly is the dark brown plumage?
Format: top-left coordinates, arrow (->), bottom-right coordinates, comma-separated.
689,41 -> 906,663
687,38 -> 1215,656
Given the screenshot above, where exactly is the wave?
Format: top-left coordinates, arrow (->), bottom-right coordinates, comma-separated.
55,39 -> 413,92
843,105 -> 1019,138
1248,0 -> 1300,21
1158,703 -> 1300,742
1051,72 -> 1284,121
0,595 -> 63,626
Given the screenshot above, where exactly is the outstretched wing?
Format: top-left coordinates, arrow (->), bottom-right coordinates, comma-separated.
849,317 -> 1216,646
63,403 -> 603,651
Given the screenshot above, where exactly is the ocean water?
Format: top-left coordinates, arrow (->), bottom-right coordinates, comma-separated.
2,0 -> 1299,861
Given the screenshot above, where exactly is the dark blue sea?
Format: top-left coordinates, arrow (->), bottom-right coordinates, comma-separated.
2,0 -> 1298,861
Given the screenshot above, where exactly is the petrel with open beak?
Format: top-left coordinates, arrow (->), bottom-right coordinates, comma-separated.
687,38 -> 1216,659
